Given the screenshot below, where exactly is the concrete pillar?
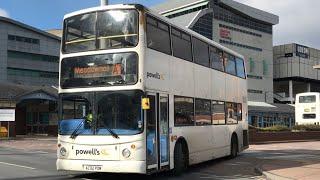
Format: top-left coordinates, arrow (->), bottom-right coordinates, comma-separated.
289,80 -> 293,103
307,83 -> 311,92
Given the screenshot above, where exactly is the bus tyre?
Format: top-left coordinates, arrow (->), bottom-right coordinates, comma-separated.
173,142 -> 187,176
230,136 -> 238,158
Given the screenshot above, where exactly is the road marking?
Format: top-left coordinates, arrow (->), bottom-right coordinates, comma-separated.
0,161 -> 36,170
33,151 -> 49,154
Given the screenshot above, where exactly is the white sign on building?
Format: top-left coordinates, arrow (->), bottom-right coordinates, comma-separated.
0,109 -> 15,122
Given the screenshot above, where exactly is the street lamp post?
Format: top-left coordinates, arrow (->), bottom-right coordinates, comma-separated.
101,0 -> 108,6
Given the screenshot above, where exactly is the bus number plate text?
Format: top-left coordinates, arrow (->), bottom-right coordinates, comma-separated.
82,164 -> 102,171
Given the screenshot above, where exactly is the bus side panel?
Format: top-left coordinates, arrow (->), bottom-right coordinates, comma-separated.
169,93 -> 175,170
237,78 -> 248,150
225,75 -> 239,103
225,75 -> 239,149
211,70 -> 226,101
169,57 -> 195,97
194,64 -> 212,99
211,70 -> 229,158
144,49 -> 171,92
239,78 -> 248,127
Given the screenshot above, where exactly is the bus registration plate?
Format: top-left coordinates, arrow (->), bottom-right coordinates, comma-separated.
82,164 -> 102,171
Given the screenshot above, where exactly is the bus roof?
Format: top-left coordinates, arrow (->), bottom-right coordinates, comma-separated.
63,4 -> 244,59
296,92 -> 320,96
63,4 -> 138,19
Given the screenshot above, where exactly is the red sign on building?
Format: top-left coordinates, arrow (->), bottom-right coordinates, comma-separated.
220,28 -> 231,40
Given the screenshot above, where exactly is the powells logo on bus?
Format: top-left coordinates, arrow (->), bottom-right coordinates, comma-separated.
147,72 -> 164,80
75,148 -> 109,156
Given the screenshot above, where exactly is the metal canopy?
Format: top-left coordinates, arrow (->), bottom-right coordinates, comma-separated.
17,91 -> 57,103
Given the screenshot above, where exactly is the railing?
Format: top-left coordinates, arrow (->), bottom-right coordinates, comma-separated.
273,93 -> 285,100
273,93 -> 295,103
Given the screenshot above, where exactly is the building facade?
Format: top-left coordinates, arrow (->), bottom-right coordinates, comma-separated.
274,43 -> 320,103
0,17 -> 60,86
248,102 -> 295,128
153,0 -> 279,103
0,17 -> 60,137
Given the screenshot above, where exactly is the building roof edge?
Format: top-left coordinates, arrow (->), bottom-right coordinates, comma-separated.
220,0 -> 279,25
0,16 -> 61,41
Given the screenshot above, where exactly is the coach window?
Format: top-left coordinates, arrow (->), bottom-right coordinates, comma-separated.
226,102 -> 237,124
225,53 -> 237,76
195,99 -> 211,126
146,15 -> 171,55
210,46 -> 224,71
212,101 -> 225,125
193,38 -> 209,67
174,96 -> 194,126
236,57 -> 246,78
171,27 -> 193,61
237,104 -> 242,121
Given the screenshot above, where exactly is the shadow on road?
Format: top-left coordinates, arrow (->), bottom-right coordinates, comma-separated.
73,155 -> 262,180
73,147 -> 320,180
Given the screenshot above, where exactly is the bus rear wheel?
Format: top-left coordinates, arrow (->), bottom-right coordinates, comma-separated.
173,142 -> 187,176
230,136 -> 238,158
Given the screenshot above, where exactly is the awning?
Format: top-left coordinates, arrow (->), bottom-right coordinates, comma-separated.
0,82 -> 57,103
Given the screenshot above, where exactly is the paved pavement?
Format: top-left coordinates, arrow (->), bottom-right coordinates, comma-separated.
1,137 -> 319,180
0,137 -> 57,153
249,141 -> 320,180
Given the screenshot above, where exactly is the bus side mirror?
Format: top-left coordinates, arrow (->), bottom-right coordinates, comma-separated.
142,98 -> 150,110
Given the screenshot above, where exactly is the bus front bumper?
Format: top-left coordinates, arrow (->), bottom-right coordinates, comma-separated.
57,159 -> 146,174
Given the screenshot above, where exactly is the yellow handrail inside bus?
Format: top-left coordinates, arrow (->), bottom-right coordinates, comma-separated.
65,34 -> 138,45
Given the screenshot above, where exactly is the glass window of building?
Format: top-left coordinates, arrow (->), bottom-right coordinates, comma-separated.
263,60 -> 268,76
249,58 -> 255,73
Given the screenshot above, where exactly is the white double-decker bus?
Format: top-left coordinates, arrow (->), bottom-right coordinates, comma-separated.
295,92 -> 320,125
57,4 -> 249,175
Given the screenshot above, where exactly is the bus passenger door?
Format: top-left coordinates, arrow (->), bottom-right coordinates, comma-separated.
159,94 -> 169,168
146,94 -> 158,170
146,93 -> 169,171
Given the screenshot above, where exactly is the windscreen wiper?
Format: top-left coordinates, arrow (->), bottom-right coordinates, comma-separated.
98,119 -> 119,139
107,79 -> 127,85
105,127 -> 119,139
70,119 -> 85,139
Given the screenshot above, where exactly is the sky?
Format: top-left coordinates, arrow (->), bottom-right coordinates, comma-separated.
0,0 -> 319,48
237,0 -> 320,48
0,0 -> 164,29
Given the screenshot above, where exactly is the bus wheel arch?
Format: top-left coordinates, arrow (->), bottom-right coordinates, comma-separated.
173,137 -> 189,175
230,132 -> 239,158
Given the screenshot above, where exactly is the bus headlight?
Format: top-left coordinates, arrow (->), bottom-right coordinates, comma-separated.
122,148 -> 131,158
60,147 -> 67,157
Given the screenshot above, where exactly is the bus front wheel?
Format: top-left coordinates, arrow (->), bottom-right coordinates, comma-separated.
173,142 -> 187,176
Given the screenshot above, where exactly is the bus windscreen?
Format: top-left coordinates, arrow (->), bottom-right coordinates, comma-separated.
63,9 -> 138,53
299,95 -> 316,103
